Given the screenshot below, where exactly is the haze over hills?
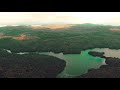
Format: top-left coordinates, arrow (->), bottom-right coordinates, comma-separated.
0,22 -> 120,78
1,12 -> 120,26
0,23 -> 120,28
1,12 -> 120,78
0,23 -> 120,52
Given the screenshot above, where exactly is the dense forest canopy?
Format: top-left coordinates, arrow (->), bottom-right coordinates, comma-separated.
0,24 -> 120,53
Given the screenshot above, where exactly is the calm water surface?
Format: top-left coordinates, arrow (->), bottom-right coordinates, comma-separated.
39,50 -> 105,78
4,48 -> 120,78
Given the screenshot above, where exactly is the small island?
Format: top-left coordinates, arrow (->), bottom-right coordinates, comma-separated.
88,51 -> 105,58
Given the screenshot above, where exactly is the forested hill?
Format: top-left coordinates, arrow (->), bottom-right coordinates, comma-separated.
0,24 -> 120,54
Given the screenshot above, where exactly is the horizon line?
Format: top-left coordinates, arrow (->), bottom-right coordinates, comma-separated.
0,23 -> 119,27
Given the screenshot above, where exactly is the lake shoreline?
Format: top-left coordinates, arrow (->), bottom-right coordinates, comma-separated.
2,48 -> 120,78
0,51 -> 66,78
4,47 -> 120,55
77,51 -> 120,78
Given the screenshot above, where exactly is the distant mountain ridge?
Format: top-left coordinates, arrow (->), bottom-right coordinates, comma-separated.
0,23 -> 120,29
76,23 -> 105,26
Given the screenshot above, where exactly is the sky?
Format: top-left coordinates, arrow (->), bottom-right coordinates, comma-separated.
0,12 -> 120,25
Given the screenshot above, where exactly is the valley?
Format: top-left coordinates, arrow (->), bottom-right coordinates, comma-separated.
0,23 -> 120,78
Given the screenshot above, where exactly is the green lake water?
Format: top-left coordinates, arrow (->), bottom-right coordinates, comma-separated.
39,50 -> 105,78
6,48 -> 120,78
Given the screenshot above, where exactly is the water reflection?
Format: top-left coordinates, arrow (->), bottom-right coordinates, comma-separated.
3,48 -> 120,78
39,51 -> 104,78
91,48 -> 120,58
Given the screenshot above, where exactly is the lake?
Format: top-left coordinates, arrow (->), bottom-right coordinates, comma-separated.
39,50 -> 105,78
28,48 -> 120,78
4,48 -> 120,78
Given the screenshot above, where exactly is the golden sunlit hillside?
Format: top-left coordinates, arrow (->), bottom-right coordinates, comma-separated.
109,28 -> 120,31
31,24 -> 74,29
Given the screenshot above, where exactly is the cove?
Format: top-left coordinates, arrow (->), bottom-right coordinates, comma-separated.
39,50 -> 105,78
5,48 -> 120,78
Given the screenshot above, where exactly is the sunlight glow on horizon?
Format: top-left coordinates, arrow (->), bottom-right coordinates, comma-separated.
0,12 -> 120,26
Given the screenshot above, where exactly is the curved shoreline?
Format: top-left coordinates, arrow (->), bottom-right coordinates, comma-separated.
2,48 -> 120,78
77,51 -> 120,78
3,47 -> 120,55
0,50 -> 66,78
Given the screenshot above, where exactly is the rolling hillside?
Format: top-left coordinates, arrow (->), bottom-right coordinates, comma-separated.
0,24 -> 120,53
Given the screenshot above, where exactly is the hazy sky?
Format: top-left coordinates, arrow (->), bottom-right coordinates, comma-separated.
0,12 -> 120,25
